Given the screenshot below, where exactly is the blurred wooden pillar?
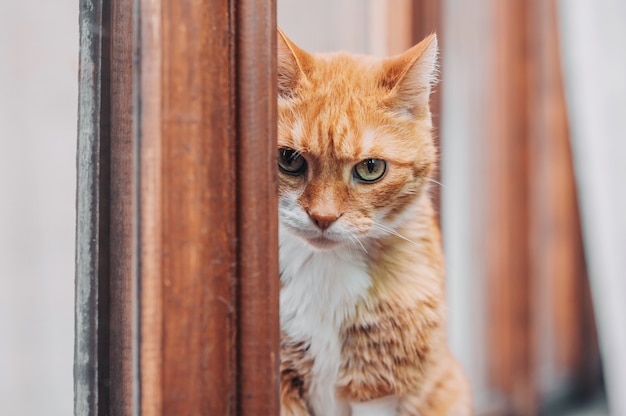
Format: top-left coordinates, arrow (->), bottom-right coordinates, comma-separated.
75,0 -> 279,414
482,0 -> 599,413
411,1 -> 443,216
442,0 -> 598,414
486,0 -> 534,412
381,0 -> 443,215
528,0 -> 600,403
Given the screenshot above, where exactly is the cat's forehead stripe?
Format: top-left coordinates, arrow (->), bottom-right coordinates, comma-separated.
290,119 -> 305,149
358,128 -> 377,158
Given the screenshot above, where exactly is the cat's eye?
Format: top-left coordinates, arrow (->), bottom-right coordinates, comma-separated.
278,148 -> 306,175
353,159 -> 386,182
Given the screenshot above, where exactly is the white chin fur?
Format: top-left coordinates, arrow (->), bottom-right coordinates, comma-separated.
279,224 -> 372,416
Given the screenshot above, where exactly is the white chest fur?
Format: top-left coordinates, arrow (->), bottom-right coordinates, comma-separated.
280,229 -> 372,416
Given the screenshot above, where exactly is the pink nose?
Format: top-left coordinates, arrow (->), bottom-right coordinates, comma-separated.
308,213 -> 339,231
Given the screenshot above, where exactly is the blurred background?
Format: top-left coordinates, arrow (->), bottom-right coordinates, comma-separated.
281,0 -> 625,414
1,0 -> 624,415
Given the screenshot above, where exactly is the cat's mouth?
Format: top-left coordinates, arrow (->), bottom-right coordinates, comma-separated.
305,235 -> 340,249
281,222 -> 343,250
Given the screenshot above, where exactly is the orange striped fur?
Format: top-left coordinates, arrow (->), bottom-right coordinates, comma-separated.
277,28 -> 470,416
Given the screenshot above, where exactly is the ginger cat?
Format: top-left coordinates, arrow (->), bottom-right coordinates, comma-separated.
277,28 -> 471,416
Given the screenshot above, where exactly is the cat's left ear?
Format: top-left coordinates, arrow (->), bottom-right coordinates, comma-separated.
380,34 -> 438,118
277,27 -> 312,99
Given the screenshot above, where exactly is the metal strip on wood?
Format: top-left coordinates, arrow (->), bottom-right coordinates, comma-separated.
75,0 -> 135,414
75,0 -> 105,413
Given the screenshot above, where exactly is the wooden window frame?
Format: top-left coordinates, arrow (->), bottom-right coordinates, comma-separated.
75,0 -> 279,414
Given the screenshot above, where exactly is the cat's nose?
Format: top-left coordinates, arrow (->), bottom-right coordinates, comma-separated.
308,212 -> 339,231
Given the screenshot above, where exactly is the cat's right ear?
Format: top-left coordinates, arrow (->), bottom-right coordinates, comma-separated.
380,34 -> 439,118
277,28 -> 311,98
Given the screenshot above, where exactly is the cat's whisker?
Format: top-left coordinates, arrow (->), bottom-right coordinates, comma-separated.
372,223 -> 421,248
427,178 -> 446,188
350,235 -> 368,254
346,238 -> 360,258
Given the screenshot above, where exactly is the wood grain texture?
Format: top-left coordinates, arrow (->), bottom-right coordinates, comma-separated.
235,0 -> 280,414
527,0 -> 601,400
108,0 -> 135,413
386,0 -> 413,55
79,0 -> 280,414
433,0 -> 600,412
485,0 -> 534,412
137,0 -> 163,414
478,0 -> 598,413
137,0 -> 278,414
411,0 -> 442,220
140,0 -> 237,414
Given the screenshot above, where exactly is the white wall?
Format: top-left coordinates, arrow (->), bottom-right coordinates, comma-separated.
440,0 -> 494,410
0,1 -> 77,414
278,0 -> 388,56
558,1 -> 626,414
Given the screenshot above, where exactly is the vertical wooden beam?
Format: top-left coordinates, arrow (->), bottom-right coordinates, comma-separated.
411,0 -> 443,217
77,0 -> 278,414
385,0 -> 413,55
108,0 -> 136,413
441,0 -> 600,413
137,0 -> 278,415
235,1 -> 280,414
139,0 -> 234,412
485,0 -> 534,412
528,0 -> 600,401
136,0 -> 163,413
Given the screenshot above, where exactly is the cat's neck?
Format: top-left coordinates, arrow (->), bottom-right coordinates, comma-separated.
279,223 -> 371,325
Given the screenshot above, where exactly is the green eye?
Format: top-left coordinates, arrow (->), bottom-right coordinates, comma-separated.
278,148 -> 306,175
354,159 -> 386,182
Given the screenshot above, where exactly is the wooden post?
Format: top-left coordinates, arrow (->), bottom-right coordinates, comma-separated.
528,0 -> 601,401
411,0 -> 442,218
75,0 -> 279,414
485,1 -> 534,412
441,0 -> 598,413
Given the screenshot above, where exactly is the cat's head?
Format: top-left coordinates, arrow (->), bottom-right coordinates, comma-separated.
277,29 -> 438,251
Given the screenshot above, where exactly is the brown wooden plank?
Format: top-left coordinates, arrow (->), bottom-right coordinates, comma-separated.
235,0 -> 280,414
411,0 -> 441,40
386,0 -> 413,55
528,0 -> 601,401
107,0 -> 135,413
137,0 -> 278,414
137,0 -> 163,414
437,0 -> 601,413
411,0 -> 442,218
139,0 -> 237,414
485,0 -> 535,413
